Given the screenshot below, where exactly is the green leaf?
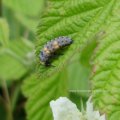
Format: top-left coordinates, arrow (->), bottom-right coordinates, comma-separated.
3,0 -> 45,17
3,0 -> 45,32
68,54 -> 91,98
15,13 -> 39,33
23,0 -> 117,120
0,18 -> 9,46
22,71 -> 68,120
91,0 -> 120,119
68,38 -> 97,97
0,38 -> 34,80
36,0 -> 115,81
22,0 -> 120,120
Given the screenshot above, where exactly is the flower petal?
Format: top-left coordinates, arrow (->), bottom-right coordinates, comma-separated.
99,114 -> 106,120
50,97 -> 82,120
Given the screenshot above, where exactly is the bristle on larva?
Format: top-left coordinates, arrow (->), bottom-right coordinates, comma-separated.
39,36 -> 73,66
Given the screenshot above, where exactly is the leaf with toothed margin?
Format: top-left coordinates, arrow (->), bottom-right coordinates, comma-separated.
91,0 -> 120,119
22,71 -> 68,120
36,0 -> 115,80
22,0 -> 120,120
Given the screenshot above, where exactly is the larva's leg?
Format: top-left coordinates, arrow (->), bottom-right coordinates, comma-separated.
45,61 -> 55,67
45,61 -> 51,67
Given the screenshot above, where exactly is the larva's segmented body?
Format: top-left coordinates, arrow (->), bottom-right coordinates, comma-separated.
40,36 -> 73,66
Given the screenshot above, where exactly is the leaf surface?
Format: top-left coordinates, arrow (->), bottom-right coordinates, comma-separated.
91,0 -> 120,119
23,0 -> 117,120
0,38 -> 34,80
0,18 -> 9,46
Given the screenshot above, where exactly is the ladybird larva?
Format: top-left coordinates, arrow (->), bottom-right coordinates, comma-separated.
39,36 -> 73,66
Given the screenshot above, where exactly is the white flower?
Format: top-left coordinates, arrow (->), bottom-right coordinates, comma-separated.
86,97 -> 106,120
50,97 -> 83,120
50,97 -> 106,120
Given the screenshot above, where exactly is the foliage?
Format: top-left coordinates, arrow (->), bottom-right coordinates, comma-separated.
0,0 -> 44,120
91,1 -> 120,119
0,0 -> 120,120
0,38 -> 34,80
28,0 -> 120,120
3,0 -> 45,32
22,71 -> 68,120
0,18 -> 9,46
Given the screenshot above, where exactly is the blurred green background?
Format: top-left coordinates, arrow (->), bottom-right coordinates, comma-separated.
0,0 -> 94,119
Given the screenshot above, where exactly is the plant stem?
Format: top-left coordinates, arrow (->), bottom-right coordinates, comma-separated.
11,82 -> 21,111
2,80 -> 13,120
0,95 -> 5,104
